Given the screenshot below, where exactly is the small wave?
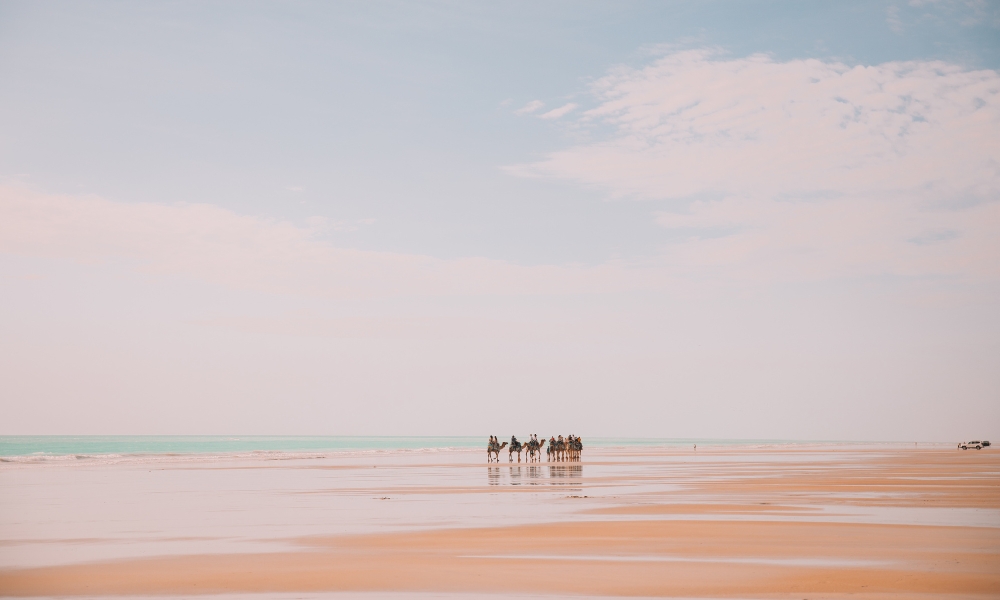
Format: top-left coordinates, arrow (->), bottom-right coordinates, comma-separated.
0,446 -> 485,468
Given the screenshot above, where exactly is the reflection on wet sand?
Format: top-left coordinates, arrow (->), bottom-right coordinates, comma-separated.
548,463 -> 582,481
483,463 -> 583,489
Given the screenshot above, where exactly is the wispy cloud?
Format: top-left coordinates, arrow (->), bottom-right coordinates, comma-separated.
507,50 -> 1000,282
0,185 -> 647,299
515,100 -> 544,115
888,0 -> 1000,30
538,102 -> 578,119
886,4 -> 904,32
908,229 -> 960,245
315,216 -> 378,232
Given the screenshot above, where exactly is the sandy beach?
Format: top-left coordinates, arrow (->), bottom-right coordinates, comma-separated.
1,444 -> 998,598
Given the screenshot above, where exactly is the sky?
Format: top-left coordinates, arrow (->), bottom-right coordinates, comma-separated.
1,0 -> 998,439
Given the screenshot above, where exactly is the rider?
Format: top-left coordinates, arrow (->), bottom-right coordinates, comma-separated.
511,435 -> 519,447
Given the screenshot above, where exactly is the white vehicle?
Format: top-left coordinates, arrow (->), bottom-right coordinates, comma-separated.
958,441 -> 984,450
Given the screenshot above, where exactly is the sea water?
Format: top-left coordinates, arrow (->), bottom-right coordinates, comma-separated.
0,435 -> 851,461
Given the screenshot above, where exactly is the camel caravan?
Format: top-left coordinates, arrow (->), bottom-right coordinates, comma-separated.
487,434 -> 583,463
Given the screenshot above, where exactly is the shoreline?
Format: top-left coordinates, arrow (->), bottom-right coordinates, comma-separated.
0,439 -> 964,467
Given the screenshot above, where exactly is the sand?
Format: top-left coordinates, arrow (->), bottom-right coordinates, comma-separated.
1,445 -> 998,598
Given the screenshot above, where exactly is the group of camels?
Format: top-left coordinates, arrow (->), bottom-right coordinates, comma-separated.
487,435 -> 583,463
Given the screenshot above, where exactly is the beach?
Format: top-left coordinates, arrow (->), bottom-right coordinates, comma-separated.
1,443 -> 998,598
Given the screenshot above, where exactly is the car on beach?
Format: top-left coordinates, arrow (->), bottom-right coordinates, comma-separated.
958,441 -> 984,450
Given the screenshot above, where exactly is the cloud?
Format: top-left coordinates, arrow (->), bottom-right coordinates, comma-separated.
0,185 -> 646,299
515,100 -> 544,115
306,215 -> 377,233
652,195 -> 999,282
886,4 -> 904,32
907,228 -> 960,245
507,50 -> 1000,282
516,50 -> 1000,202
538,102 -> 578,119
892,0 -> 1000,29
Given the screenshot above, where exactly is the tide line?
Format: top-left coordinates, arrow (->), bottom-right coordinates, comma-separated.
462,554 -> 889,568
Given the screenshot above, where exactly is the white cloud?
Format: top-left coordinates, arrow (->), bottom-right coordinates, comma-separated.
538,102 -> 578,119
0,185 -> 646,299
515,100 -> 544,115
509,50 -> 1000,282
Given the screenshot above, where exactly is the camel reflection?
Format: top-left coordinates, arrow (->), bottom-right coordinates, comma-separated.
486,463 -> 583,488
508,465 -> 522,485
548,463 -> 583,481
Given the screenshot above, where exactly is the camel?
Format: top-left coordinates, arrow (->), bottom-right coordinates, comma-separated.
544,435 -> 582,461
487,437 -> 507,463
568,435 -> 583,461
508,436 -> 524,462
552,436 -> 567,461
534,437 -> 546,462
525,437 -> 545,462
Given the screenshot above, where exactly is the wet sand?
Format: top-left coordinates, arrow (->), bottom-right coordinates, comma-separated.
1,445 -> 998,598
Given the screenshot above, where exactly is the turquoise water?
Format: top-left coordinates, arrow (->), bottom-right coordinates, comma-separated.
0,436 -> 806,458
0,436 -> 479,457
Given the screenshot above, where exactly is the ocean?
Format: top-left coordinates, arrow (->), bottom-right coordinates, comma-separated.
0,435 -> 812,460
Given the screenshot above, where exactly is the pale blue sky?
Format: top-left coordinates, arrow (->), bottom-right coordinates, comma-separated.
1,1 -> 998,438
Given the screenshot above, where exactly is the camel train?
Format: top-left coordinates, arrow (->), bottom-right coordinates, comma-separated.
487,434 -> 583,463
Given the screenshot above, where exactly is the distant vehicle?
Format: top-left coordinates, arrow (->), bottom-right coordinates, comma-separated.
983,440 -> 991,447
958,441 -> 983,450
